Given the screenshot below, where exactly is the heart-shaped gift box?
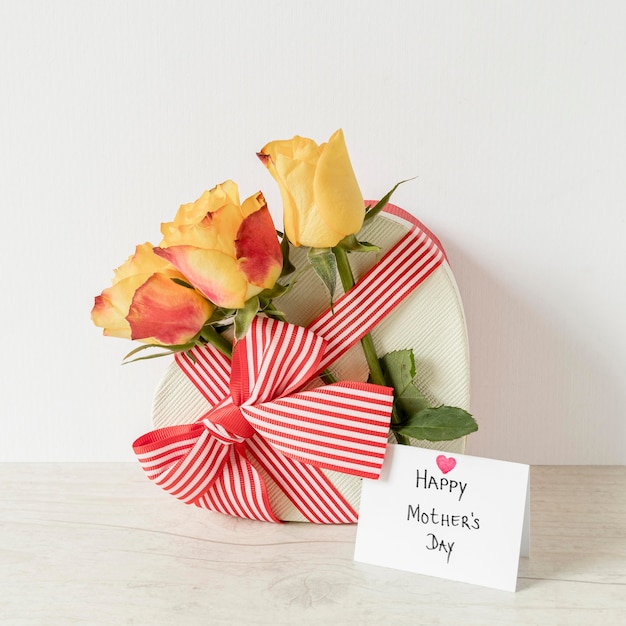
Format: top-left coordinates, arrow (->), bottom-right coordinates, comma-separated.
147,203 -> 470,523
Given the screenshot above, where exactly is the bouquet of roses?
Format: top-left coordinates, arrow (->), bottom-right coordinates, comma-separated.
92,130 -> 477,523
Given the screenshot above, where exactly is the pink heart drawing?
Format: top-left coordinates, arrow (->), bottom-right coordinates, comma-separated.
436,455 -> 456,474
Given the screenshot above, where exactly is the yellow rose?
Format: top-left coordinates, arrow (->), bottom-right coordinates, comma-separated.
258,129 -> 365,248
154,181 -> 282,309
91,243 -> 214,345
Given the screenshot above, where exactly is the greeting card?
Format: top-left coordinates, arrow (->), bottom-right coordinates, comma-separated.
355,445 -> 530,591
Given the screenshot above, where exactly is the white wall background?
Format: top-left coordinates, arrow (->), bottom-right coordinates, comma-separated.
1,1 -> 624,464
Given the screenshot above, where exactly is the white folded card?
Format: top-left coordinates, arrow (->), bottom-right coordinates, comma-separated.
354,444 -> 530,592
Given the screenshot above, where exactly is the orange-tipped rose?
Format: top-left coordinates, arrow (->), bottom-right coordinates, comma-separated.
258,129 -> 365,248
154,181 -> 282,309
91,243 -> 214,345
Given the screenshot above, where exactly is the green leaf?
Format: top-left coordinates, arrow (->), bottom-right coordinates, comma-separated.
123,342 -> 163,360
363,177 -> 416,223
260,303 -> 286,322
336,233 -> 380,253
122,340 -> 198,364
279,232 -> 296,278
206,307 -> 236,325
123,350 -> 185,364
258,281 -> 290,300
170,277 -> 195,289
380,350 -> 431,421
308,247 -> 337,307
199,325 -> 233,357
396,406 -> 478,441
234,296 -> 259,340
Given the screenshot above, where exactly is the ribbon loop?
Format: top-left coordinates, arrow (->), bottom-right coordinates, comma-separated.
230,317 -> 327,406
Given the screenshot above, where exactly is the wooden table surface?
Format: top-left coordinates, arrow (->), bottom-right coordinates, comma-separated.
1,464 -> 624,625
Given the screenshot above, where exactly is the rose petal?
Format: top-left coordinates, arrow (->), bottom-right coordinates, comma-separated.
91,291 -> 132,339
259,131 -> 363,248
279,157 -> 320,247
91,272 -> 149,339
161,186 -> 243,254
170,180 -> 241,225
127,273 -> 213,345
314,129 -> 365,243
236,200 -> 282,289
112,242 -> 169,283
155,245 -> 249,309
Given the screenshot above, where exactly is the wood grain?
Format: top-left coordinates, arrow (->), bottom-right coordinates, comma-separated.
1,464 -> 624,625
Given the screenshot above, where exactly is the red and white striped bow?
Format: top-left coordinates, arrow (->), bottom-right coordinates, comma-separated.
133,317 -> 395,523
133,204 -> 446,523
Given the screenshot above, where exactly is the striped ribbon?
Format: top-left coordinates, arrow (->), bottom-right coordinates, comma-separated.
133,205 -> 445,523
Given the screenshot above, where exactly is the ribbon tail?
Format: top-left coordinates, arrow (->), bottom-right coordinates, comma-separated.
247,434 -> 358,524
195,440 -> 280,523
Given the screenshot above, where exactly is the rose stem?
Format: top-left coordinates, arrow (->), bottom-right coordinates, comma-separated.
200,325 -> 233,358
333,245 -> 410,445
